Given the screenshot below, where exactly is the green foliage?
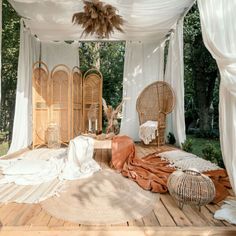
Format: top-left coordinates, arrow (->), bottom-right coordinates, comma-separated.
202,142 -> 225,168
167,132 -> 176,145
79,41 -> 125,107
184,4 -> 219,134
181,138 -> 193,153
0,0 -> 20,139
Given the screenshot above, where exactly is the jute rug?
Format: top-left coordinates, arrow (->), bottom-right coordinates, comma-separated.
41,169 -> 159,225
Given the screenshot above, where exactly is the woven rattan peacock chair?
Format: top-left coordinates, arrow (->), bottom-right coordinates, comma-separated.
136,81 -> 175,146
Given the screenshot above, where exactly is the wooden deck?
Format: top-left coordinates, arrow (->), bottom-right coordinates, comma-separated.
0,144 -> 235,236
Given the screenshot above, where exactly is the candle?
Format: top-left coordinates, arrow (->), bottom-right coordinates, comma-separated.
95,119 -> 98,131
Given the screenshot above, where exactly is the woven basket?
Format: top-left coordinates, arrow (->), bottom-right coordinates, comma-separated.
167,169 -> 215,210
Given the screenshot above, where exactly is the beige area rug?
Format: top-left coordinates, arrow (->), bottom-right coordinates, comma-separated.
41,169 -> 159,225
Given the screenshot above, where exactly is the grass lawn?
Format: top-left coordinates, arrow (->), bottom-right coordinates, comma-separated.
186,134 -> 221,158
0,142 -> 9,157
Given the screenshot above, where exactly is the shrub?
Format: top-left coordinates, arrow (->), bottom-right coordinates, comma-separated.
181,138 -> 193,152
167,132 -> 176,145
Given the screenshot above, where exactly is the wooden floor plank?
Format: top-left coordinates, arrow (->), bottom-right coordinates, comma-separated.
161,194 -> 192,226
206,204 -> 232,227
47,216 -> 65,227
28,209 -> 51,226
12,204 -> 41,226
181,205 -> 211,226
153,198 -> 176,226
24,205 -> 43,226
63,221 -> 80,227
197,205 -> 225,226
0,203 -> 21,225
128,218 -> 144,227
3,203 -> 29,226
5,204 -> 32,226
142,211 -> 160,226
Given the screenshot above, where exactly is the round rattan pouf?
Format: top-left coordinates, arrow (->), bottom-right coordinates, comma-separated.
167,169 -> 215,211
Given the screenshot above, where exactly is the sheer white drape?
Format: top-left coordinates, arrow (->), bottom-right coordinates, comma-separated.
120,40 -> 165,140
8,25 -> 80,154
165,19 -> 186,147
198,0 -> 236,223
8,21 -> 40,154
41,41 -> 79,70
198,0 -> 236,195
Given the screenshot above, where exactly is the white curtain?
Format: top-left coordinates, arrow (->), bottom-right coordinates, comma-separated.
0,0 -> 2,104
41,41 -> 79,70
120,40 -> 165,140
198,0 -> 236,194
8,25 -> 80,154
8,21 -> 40,154
165,19 -> 186,147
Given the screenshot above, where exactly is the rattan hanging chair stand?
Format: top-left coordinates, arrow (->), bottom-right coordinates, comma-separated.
136,81 -> 175,146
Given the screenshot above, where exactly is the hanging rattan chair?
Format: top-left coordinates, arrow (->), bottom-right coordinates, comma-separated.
136,81 -> 175,146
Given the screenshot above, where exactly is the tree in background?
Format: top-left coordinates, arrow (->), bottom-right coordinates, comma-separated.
0,0 -> 20,140
79,41 -> 125,107
184,4 -> 219,137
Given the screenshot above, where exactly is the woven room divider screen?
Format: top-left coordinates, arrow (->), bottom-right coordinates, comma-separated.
32,62 -> 92,148
83,69 -> 103,133
32,62 -> 50,148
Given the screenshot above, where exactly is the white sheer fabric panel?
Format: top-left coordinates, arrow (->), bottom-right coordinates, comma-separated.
165,19 -> 186,147
8,21 -> 40,154
9,0 -> 195,41
41,41 -> 79,70
120,41 -> 165,141
8,27 -> 80,154
198,0 -> 236,194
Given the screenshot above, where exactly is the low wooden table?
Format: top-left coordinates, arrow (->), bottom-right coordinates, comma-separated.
94,139 -> 112,149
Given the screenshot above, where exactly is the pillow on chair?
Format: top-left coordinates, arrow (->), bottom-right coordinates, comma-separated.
139,120 -> 158,145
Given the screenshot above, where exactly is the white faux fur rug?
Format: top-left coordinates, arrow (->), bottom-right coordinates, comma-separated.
214,198 -> 236,225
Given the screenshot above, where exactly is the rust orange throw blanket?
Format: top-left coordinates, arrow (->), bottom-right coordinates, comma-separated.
111,136 -> 231,203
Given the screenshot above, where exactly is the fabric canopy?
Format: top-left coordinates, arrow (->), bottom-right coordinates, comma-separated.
8,0 -> 195,42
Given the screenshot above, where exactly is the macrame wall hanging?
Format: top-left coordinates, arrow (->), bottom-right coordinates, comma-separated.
72,0 -> 124,38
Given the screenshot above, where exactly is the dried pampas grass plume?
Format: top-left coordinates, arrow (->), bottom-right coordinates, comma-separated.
72,0 -> 124,38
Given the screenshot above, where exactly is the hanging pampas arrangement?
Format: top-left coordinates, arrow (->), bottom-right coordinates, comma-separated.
72,0 -> 124,38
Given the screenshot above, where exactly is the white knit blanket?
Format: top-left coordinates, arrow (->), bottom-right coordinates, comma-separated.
158,150 -> 221,172
139,121 -> 158,144
0,136 -> 100,203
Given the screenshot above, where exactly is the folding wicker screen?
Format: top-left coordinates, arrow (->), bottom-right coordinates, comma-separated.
136,81 -> 175,145
83,69 -> 103,133
71,66 -> 83,138
32,62 -> 50,148
50,64 -> 71,144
